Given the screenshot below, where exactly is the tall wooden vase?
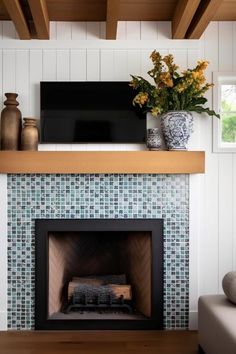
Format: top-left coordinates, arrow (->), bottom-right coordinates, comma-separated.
0,93 -> 22,150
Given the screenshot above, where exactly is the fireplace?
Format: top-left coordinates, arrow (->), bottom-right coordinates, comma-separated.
35,219 -> 163,330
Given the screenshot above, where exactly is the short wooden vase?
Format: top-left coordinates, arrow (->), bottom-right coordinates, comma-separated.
21,118 -> 39,151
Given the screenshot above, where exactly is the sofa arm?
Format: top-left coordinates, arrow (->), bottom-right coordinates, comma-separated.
198,295 -> 236,354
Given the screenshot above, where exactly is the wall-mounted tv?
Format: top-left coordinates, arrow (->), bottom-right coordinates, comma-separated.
40,82 -> 146,143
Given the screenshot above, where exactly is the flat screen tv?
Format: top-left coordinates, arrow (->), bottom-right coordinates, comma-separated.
40,82 -> 146,143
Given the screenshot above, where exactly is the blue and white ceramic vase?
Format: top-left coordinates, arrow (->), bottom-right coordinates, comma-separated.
161,111 -> 193,151
146,128 -> 161,150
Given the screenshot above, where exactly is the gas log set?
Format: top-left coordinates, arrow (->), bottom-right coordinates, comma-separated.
64,274 -> 133,314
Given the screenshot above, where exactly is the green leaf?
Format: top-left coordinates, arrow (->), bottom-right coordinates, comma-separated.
188,106 -> 220,118
191,97 -> 207,105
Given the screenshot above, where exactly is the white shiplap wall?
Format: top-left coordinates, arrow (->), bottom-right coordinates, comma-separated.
0,20 -> 235,330
199,21 -> 236,295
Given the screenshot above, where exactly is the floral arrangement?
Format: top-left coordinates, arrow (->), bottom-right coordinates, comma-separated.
130,50 -> 219,118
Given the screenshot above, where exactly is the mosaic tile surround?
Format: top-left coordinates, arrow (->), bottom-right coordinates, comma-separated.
7,173 -> 189,330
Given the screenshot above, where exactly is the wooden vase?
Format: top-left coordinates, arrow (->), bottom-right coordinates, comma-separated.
0,93 -> 22,150
21,118 -> 39,151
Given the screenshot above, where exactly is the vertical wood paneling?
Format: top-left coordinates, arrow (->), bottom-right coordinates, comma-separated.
126,22 -> 141,40
87,50 -> 100,81
0,22 -> 3,40
114,50 -> 128,80
187,50 -> 199,68
203,23 -> 217,116
2,21 -> 16,39
218,154 -> 233,292
100,50 -> 114,80
100,22 -> 106,39
171,50 -> 187,70
233,155 -> 236,270
3,50 -> 15,93
199,154 -> 219,296
204,22 -> 218,79
43,50 -> 57,81
41,49 -> 56,161
188,47 -> 202,328
70,49 -> 87,81
42,49 -> 57,151
140,21 -> 158,39
219,22 -> 233,71
117,22 -> 126,39
50,22 -> 57,39
140,50 -> 152,80
233,23 -> 236,71
189,172 -> 201,329
127,50 -> 141,77
0,50 -> 3,111
56,50 -> 70,80
29,50 -> 42,118
86,22 -> 101,39
71,22 -> 87,40
16,50 -> 29,117
199,23 -> 219,297
157,21 -> 171,39
56,22 -> 72,40
0,50 -> 3,138
187,50 -> 200,149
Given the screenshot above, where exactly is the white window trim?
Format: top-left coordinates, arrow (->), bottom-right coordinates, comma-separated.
213,72 -> 236,153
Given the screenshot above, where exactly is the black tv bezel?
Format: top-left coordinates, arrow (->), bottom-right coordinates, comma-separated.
40,81 -> 146,144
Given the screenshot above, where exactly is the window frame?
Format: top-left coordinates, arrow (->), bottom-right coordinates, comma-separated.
213,72 -> 236,153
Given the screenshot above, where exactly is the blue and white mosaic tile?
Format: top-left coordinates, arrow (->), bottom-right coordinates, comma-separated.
7,174 -> 189,330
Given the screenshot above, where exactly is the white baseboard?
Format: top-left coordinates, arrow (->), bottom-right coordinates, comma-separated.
0,311 -> 7,330
189,311 -> 198,330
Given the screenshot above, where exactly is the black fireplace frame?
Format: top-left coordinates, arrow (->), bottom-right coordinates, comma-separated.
35,219 -> 163,330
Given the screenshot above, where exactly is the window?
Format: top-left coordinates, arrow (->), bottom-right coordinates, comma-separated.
213,73 -> 236,152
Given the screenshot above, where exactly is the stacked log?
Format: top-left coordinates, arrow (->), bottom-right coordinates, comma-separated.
67,274 -> 132,301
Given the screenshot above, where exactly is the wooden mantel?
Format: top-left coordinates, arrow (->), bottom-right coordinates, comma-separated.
0,151 -> 205,174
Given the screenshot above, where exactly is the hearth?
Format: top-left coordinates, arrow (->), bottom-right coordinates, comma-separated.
35,219 -> 163,330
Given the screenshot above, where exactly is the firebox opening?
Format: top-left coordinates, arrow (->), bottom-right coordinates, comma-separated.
35,219 -> 163,330
48,231 -> 152,321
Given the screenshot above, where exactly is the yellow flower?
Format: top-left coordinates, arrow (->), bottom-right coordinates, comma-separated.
197,60 -> 209,71
163,54 -> 179,72
163,54 -> 173,66
159,72 -> 173,87
140,93 -> 148,104
151,106 -> 161,116
129,80 -> 137,89
133,92 -> 149,107
129,50 -> 218,118
150,50 -> 161,64
175,84 -> 185,93
192,71 -> 201,79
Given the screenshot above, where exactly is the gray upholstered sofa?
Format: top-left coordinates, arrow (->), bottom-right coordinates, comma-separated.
198,295 -> 236,354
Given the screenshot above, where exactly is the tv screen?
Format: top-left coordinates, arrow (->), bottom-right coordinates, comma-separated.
40,82 -> 146,143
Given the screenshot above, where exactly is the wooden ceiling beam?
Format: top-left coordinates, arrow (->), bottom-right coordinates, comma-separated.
172,0 -> 201,39
2,0 -> 31,39
106,0 -> 120,40
28,0 -> 49,39
186,0 -> 224,39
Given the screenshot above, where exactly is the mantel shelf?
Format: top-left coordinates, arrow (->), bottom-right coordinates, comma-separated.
0,151 -> 205,174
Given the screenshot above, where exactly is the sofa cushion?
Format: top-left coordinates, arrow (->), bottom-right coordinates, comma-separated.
199,295 -> 236,354
222,271 -> 236,304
